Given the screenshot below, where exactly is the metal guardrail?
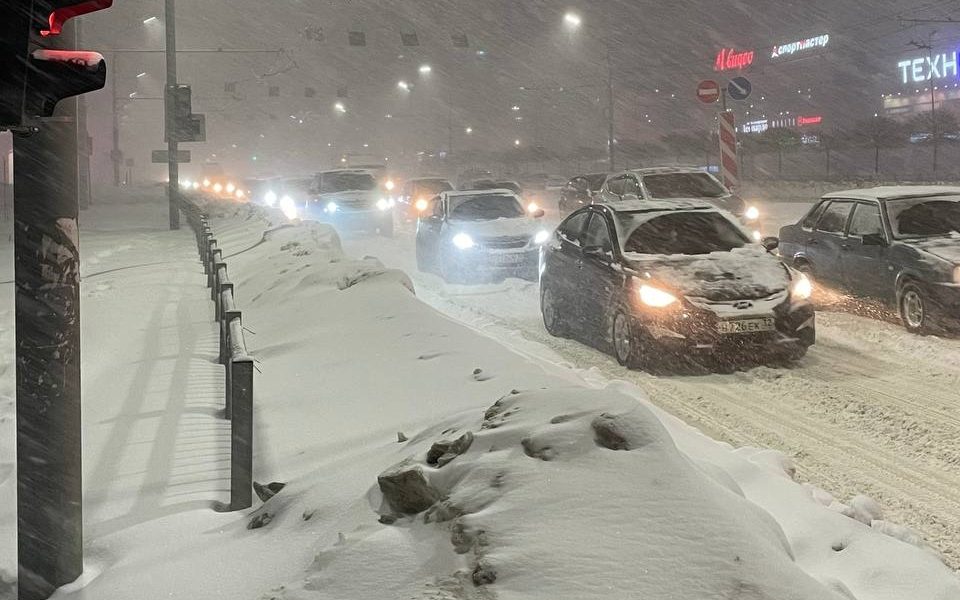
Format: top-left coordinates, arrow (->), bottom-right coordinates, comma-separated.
180,197 -> 254,511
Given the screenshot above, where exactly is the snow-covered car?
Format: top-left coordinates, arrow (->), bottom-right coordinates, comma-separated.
594,167 -> 761,235
778,187 -> 960,333
306,169 -> 395,236
416,189 -> 550,283
539,202 -> 815,369
559,172 -> 609,213
398,177 -> 454,221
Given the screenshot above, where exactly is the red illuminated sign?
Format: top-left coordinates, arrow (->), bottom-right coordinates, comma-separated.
714,48 -> 755,72
41,0 -> 114,37
797,115 -> 823,126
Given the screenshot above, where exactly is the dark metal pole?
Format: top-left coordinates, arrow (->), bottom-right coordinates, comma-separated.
111,52 -> 121,187
164,0 -> 180,229
230,356 -> 254,510
605,46 -> 615,172
14,26 -> 83,600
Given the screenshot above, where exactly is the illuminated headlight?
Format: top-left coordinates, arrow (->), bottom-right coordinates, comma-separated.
325,201 -> 339,214
279,195 -> 298,220
212,183 -> 223,193
415,198 -> 429,212
452,233 -> 475,250
638,284 -> 678,308
745,206 -> 761,221
264,190 -> 278,206
533,230 -> 550,245
202,179 -> 211,188
180,179 -> 191,188
226,182 -> 236,194
376,198 -> 392,211
191,181 -> 200,190
752,230 -> 763,242
791,273 -> 813,301
235,189 -> 245,199
385,179 -> 396,191
527,202 -> 540,213
953,265 -> 960,283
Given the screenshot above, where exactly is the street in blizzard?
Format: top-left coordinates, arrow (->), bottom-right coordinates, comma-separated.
2,2 -> 960,600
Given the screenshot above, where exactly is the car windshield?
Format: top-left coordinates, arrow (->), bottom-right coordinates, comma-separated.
319,172 -> 377,193
642,173 -> 728,199
585,174 -> 608,191
413,180 -> 453,196
449,194 -> 525,221
620,211 -> 748,255
887,197 -> 960,238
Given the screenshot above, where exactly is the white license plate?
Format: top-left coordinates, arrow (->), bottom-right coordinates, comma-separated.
716,317 -> 776,334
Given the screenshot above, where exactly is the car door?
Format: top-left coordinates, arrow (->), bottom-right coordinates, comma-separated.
620,175 -> 642,202
416,195 -> 445,257
546,211 -> 591,332
806,200 -> 855,286
578,211 -> 619,337
840,201 -> 892,299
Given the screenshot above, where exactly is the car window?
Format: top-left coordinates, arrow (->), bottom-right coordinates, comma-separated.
558,212 -> 590,245
582,214 -> 614,252
801,201 -> 829,229
622,177 -> 641,197
815,201 -> 854,234
449,194 -> 525,221
848,203 -> 884,238
320,172 -> 377,193
622,212 -> 748,255
430,197 -> 443,218
606,176 -> 624,196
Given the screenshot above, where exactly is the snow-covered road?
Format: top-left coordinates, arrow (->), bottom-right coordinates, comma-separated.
341,200 -> 960,568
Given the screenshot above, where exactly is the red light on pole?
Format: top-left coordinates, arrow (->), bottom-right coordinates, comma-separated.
41,0 -> 113,36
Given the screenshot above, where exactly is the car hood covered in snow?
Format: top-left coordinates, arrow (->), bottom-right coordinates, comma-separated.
624,245 -> 791,301
909,234 -> 960,265
449,216 -> 541,239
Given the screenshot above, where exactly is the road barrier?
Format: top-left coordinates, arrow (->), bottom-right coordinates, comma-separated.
179,197 -> 254,511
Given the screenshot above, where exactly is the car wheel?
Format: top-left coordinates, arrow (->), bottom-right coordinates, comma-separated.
541,286 -> 568,337
612,310 -> 645,369
899,282 -> 930,334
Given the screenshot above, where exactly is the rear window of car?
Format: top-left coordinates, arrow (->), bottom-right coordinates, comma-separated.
641,173 -> 728,199
621,211 -> 747,255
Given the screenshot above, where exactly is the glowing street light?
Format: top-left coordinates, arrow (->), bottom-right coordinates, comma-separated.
143,16 -> 158,24
563,12 -> 582,28
465,126 -> 473,134
511,105 -> 520,111
514,139 -> 521,146
136,72 -> 147,78
398,80 -> 411,91
334,102 -> 346,113
418,64 -> 432,75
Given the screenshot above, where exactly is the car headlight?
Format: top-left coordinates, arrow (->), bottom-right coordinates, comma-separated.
279,195 -> 298,220
226,182 -> 236,194
385,179 -> 396,191
791,273 -> 813,301
638,284 -> 678,308
452,233 -> 475,250
752,230 -> 763,242
192,181 -> 200,190
534,230 -> 550,245
264,190 -> 278,206
415,198 -> 429,212
212,183 -> 223,194
376,198 -> 391,211
325,201 -> 339,214
745,206 -> 760,221
527,202 -> 540,214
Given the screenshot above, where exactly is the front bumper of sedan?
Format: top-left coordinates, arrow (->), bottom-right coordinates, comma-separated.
927,282 -> 960,329
630,293 -> 816,358
306,203 -> 393,230
445,247 -> 540,281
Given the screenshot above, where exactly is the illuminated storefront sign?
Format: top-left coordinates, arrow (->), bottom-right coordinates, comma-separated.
897,52 -> 958,84
742,119 -> 768,134
797,115 -> 823,126
740,116 -> 823,134
714,48 -> 755,71
771,34 -> 830,59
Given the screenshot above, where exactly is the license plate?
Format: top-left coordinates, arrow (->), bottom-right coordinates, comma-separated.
716,317 -> 776,334
491,253 -> 525,265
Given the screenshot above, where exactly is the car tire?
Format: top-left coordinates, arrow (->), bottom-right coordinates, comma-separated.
611,309 -> 647,369
899,282 -> 930,334
541,285 -> 568,337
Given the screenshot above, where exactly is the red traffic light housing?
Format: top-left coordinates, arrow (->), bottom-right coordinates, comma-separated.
0,0 -> 112,128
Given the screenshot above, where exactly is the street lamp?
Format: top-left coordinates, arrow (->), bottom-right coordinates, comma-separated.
142,16 -> 158,24
465,126 -> 473,134
514,139 -> 521,146
398,80 -> 410,91
564,12 -> 582,28
418,64 -> 432,75
334,102 -> 346,113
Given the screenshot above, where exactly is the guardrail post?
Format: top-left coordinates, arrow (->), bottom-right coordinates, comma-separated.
230,356 -> 254,510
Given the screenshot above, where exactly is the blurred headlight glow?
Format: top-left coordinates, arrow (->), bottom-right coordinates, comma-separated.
792,273 -> 813,301
752,230 -> 763,241
415,198 -> 429,212
212,183 -> 223,193
527,202 -> 540,213
638,284 -> 678,308
325,201 -> 339,214
235,189 -> 245,199
279,196 -> 298,220
226,182 -> 236,194
745,206 -> 760,221
202,179 -> 211,188
191,181 -> 200,190
376,198 -> 391,211
534,230 -> 550,245
452,233 -> 475,250
385,179 -> 396,191
264,190 -> 278,206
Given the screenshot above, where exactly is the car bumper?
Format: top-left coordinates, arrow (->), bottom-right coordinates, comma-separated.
306,207 -> 392,228
927,283 -> 960,329
446,249 -> 539,279
633,302 -> 816,357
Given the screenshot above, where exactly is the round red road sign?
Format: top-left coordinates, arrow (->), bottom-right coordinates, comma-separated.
697,80 -> 721,104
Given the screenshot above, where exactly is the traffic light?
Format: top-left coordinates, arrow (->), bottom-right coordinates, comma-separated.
0,0 -> 112,129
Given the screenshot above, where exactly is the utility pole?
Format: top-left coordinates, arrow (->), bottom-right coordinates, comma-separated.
164,0 -> 180,229
910,34 -> 939,174
111,52 -> 121,187
13,23 -> 83,600
606,46 -> 615,172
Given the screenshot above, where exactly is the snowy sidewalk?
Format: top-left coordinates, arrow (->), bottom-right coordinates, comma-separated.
0,187 -> 230,592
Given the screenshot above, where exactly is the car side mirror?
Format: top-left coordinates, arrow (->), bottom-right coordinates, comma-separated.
761,236 -> 780,252
533,208 -> 545,219
861,232 -> 887,246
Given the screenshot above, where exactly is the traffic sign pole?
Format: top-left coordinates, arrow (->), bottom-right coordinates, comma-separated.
718,111 -> 739,191
165,0 -> 180,230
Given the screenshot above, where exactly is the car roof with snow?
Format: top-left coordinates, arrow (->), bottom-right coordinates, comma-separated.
823,186 -> 960,202
625,166 -> 714,176
318,168 -> 378,176
601,199 -> 717,214
443,189 -> 518,199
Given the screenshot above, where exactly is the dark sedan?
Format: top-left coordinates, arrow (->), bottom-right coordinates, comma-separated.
778,187 -> 960,333
539,202 -> 815,369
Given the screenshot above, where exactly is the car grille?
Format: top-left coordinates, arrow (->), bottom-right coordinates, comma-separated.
482,236 -> 530,249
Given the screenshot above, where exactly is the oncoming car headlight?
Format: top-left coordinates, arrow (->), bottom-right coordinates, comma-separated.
264,190 -> 278,206
376,198 -> 395,211
452,233 -> 475,250
791,272 -> 813,301
745,206 -> 760,221
279,195 -> 298,220
325,201 -> 339,214
415,198 -> 429,212
533,230 -> 550,245
638,284 -> 678,308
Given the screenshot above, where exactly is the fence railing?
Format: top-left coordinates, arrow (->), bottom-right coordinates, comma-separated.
179,197 -> 254,511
